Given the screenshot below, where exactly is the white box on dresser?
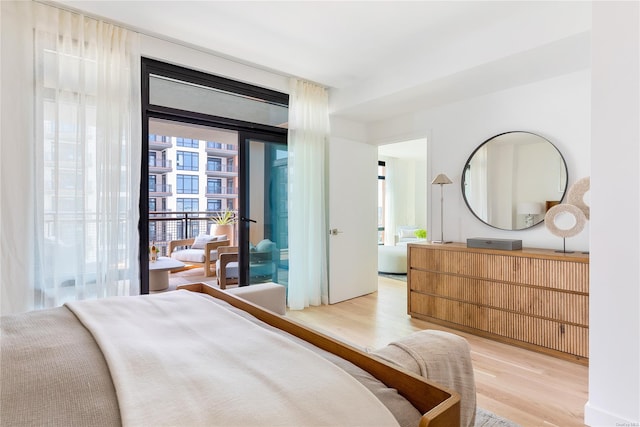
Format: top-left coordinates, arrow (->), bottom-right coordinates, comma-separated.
407,242 -> 589,365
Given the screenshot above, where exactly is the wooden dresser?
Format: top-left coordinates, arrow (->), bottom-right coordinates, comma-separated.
407,242 -> 589,364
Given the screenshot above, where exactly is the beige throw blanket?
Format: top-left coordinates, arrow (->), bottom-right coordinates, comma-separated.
66,290 -> 400,427
373,330 -> 477,427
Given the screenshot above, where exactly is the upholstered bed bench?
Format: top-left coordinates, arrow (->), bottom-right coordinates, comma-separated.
224,282 -> 286,315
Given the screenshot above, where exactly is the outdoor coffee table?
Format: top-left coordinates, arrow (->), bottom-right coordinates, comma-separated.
149,257 -> 185,291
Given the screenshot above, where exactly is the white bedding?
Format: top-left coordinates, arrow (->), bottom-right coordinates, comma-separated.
66,290 -> 400,427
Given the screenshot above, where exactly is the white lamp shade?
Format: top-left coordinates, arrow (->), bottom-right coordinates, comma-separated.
431,173 -> 452,185
517,201 -> 543,215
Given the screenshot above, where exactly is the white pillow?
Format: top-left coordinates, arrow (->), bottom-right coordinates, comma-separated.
191,234 -> 216,249
214,234 -> 228,241
399,228 -> 418,239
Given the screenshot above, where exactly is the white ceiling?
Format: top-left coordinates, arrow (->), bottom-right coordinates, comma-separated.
52,1 -> 592,123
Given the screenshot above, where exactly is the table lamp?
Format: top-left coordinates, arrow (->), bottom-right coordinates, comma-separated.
517,201 -> 543,227
431,173 -> 452,243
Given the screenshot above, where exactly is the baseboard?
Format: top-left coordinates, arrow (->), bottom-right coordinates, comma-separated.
584,401 -> 638,426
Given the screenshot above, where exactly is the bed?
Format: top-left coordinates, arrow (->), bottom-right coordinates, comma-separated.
1,283 -> 474,427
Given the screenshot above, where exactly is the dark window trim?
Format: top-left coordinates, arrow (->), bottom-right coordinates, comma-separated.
147,105 -> 286,138
140,58 -> 288,294
237,130 -> 287,286
143,57 -> 288,107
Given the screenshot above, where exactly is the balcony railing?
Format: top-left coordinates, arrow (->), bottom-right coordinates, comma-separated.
206,165 -> 238,176
206,141 -> 237,157
149,139 -> 172,150
149,184 -> 172,196
149,210 -> 236,256
205,186 -> 238,198
42,212 -> 126,265
149,159 -> 172,173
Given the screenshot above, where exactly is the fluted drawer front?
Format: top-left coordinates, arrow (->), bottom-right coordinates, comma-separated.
487,309 -> 588,358
410,247 -> 589,293
410,293 -> 588,358
409,292 -> 487,331
410,270 -> 588,326
407,243 -> 590,363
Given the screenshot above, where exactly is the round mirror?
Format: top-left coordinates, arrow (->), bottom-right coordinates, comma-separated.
461,131 -> 568,230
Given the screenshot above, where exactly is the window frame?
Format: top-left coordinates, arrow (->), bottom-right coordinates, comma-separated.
140,58 -> 288,294
177,151 -> 199,171
176,174 -> 199,194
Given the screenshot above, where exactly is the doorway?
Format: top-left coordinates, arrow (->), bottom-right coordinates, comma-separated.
377,139 -> 428,246
238,137 -> 288,287
140,58 -> 288,294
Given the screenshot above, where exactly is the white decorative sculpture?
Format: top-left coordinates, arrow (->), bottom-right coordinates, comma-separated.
567,176 -> 590,220
544,204 -> 587,253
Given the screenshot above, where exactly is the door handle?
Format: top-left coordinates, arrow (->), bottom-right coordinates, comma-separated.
329,228 -> 342,236
240,217 -> 257,223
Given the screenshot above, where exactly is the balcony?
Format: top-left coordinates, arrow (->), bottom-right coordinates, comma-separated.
205,186 -> 238,199
205,141 -> 237,158
206,165 -> 237,177
149,159 -> 172,173
149,184 -> 172,197
149,137 -> 172,151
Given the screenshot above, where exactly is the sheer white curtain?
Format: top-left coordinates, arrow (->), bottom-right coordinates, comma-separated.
287,79 -> 330,310
1,2 -> 141,315
383,157 -> 397,246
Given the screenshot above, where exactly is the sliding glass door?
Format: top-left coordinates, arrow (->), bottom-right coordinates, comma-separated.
238,136 -> 288,289
141,58 -> 288,294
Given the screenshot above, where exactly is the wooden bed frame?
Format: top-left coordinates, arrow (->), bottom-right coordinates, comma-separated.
178,283 -> 460,427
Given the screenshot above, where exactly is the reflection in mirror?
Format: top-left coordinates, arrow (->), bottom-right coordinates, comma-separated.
462,131 -> 568,230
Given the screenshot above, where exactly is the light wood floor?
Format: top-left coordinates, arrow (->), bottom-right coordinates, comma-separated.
286,277 -> 589,427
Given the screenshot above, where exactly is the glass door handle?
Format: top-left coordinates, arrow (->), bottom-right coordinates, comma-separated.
240,217 -> 257,223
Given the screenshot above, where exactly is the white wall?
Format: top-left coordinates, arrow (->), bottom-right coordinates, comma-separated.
369,69 -> 591,251
585,2 -> 640,426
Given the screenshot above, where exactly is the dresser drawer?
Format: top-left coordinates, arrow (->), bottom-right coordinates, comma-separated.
409,292 -> 588,358
409,246 -> 589,293
409,292 -> 488,331
486,309 -> 588,357
409,270 -> 588,325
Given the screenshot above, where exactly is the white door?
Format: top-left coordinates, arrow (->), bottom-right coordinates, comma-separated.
328,138 -> 378,304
